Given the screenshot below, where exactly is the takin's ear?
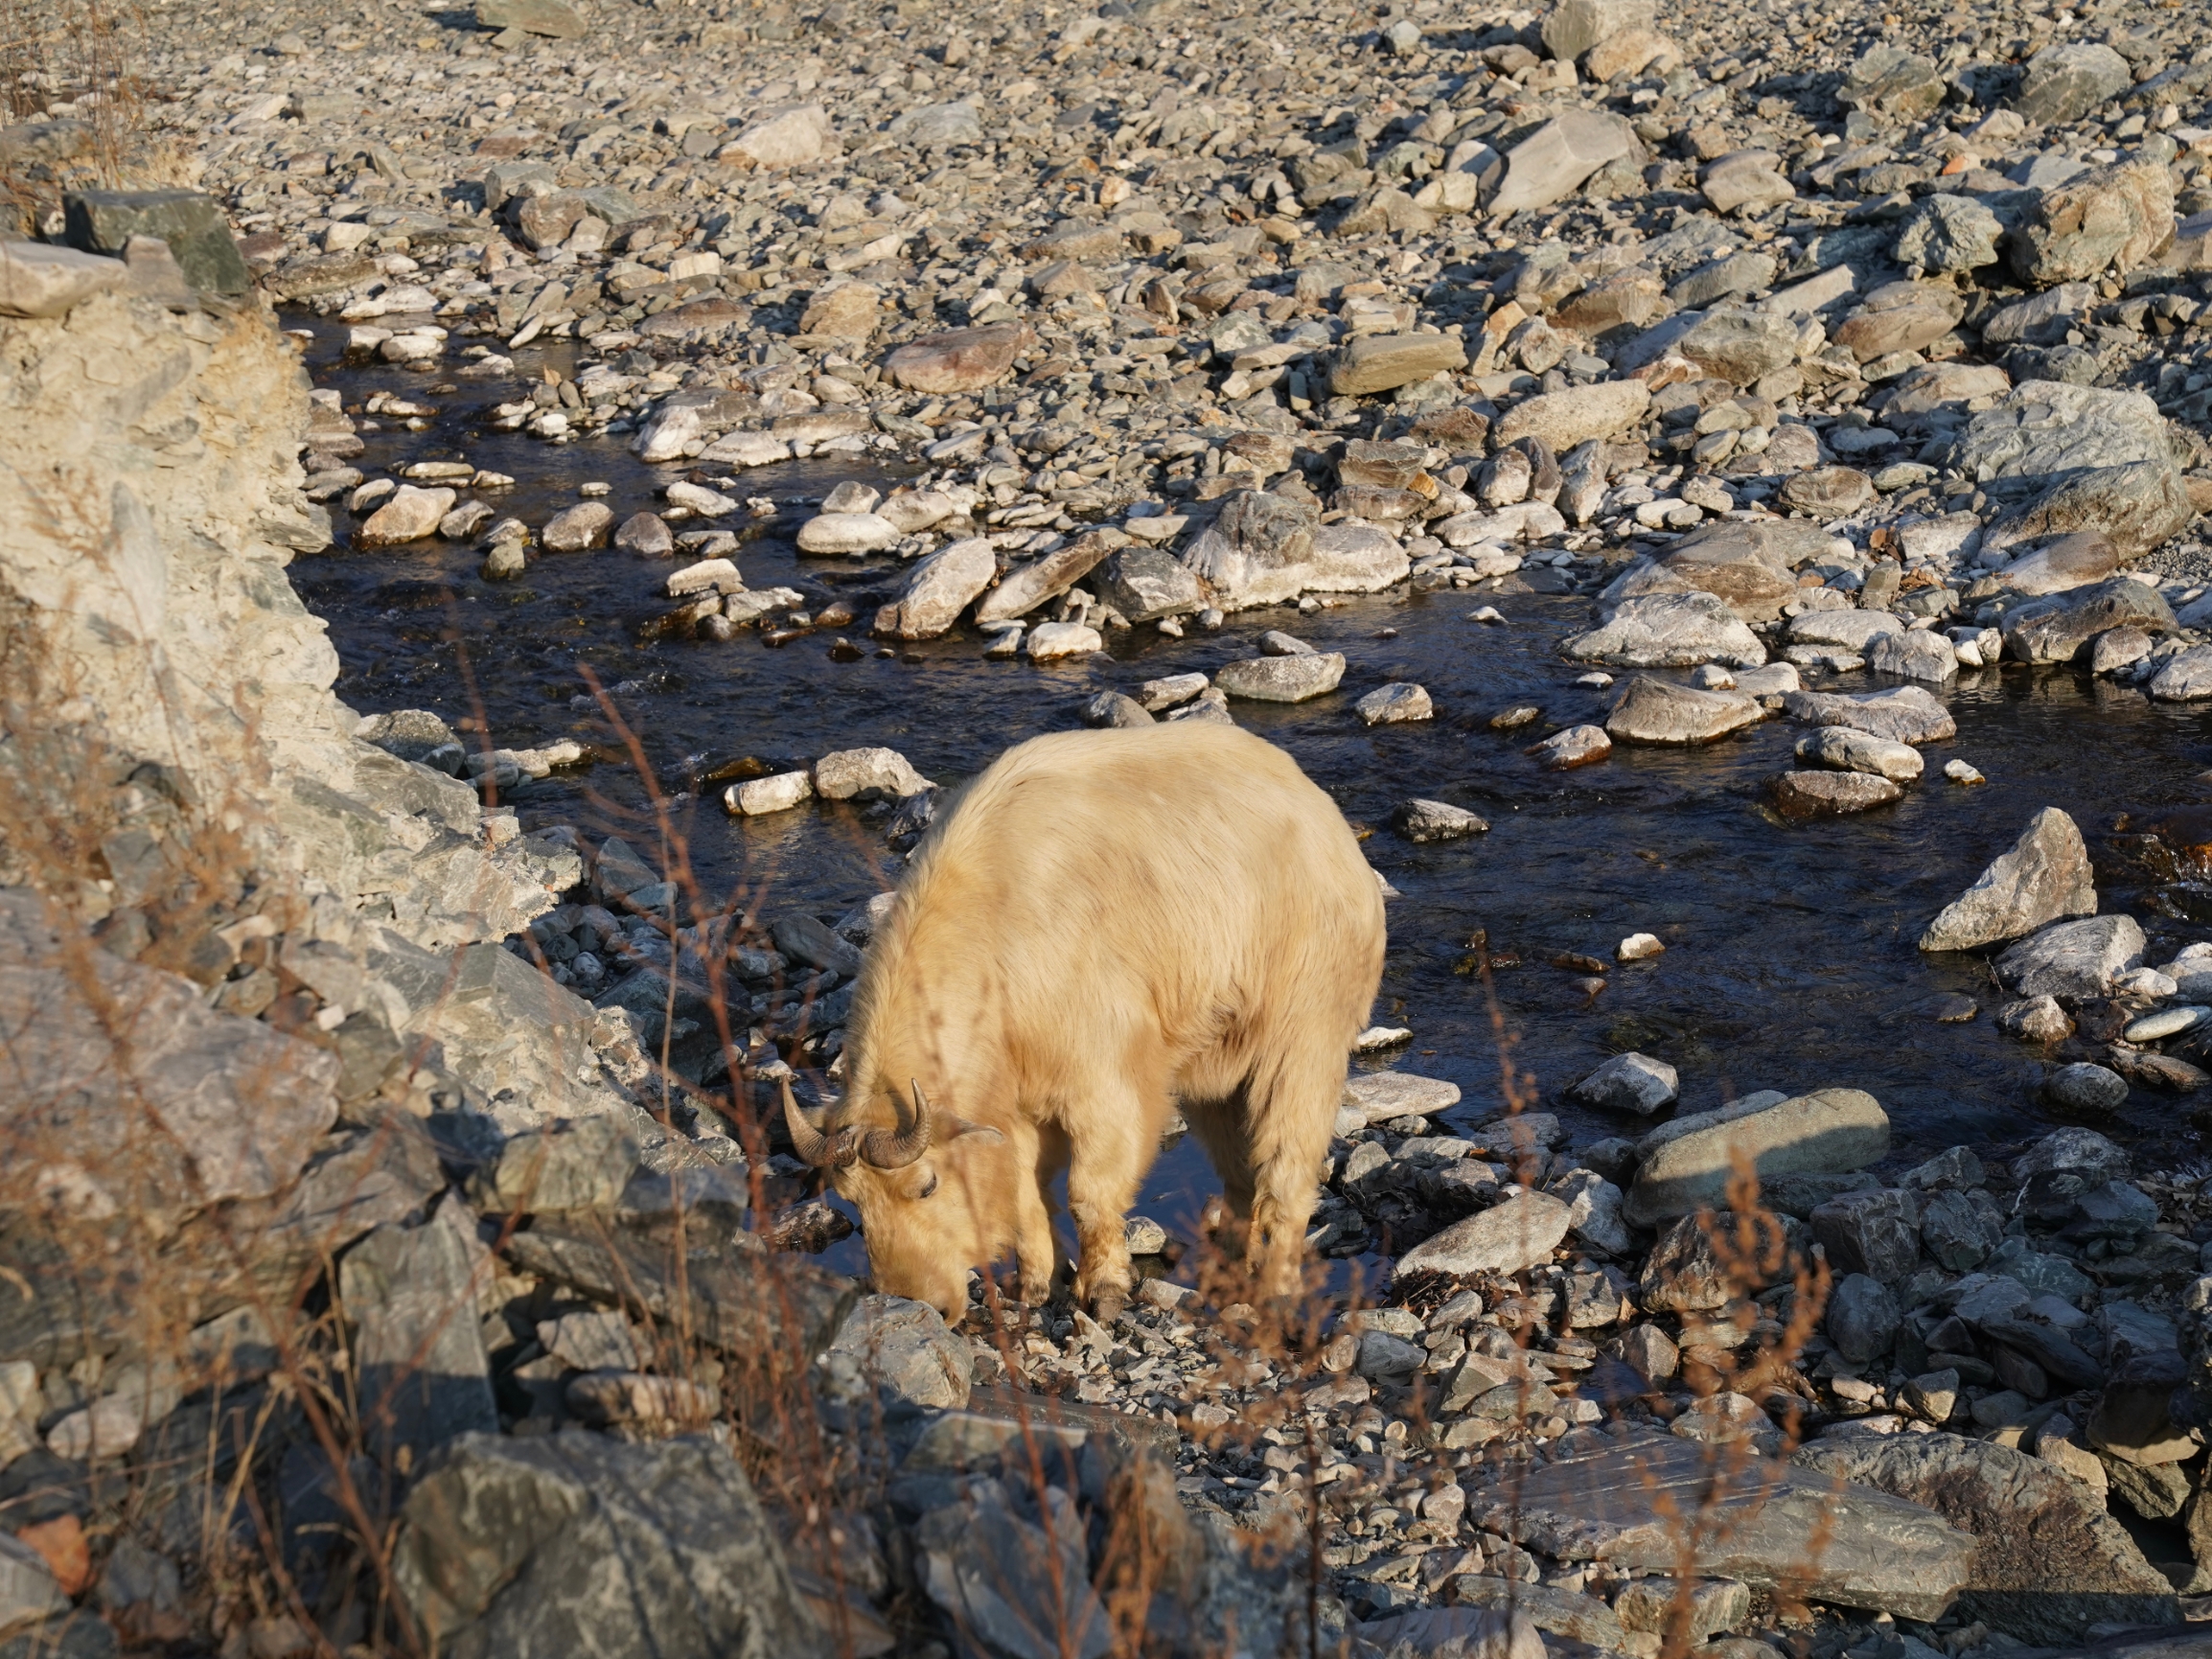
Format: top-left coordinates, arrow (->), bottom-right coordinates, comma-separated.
943,1117 -> 1005,1145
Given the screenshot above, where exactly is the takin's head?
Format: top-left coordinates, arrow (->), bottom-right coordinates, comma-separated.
782,1077 -> 1013,1321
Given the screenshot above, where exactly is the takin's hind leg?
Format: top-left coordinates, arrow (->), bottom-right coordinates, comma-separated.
1243,1035 -> 1347,1302
1064,1084 -> 1161,1322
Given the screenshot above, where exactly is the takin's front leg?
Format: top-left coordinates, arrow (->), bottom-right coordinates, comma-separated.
1064,1091 -> 1156,1322
1011,1122 -> 1069,1308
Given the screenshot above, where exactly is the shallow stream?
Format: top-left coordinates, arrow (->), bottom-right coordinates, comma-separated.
288,314 -> 2212,1269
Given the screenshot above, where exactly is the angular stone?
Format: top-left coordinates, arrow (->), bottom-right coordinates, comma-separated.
0,240 -> 127,318
1827,1273 -> 1902,1364
1796,726 -> 1923,782
1570,1052 -> 1678,1115
976,529 -> 1126,625
1779,686 -> 1955,744
1983,464 -> 2195,564
339,1210 -> 498,1464
1896,195 -> 2005,275
1772,771 -> 1902,818
1952,381 -> 2176,485
1994,914 -> 2146,1000
1920,1187 -> 2005,1271
1810,1188 -> 1923,1281
1528,725 -> 1612,770
1582,26 -> 1677,83
1780,466 -> 1875,518
1625,1088 -> 1889,1226
393,1432 -> 817,1659
2149,646 -> 2212,702
1184,493 -> 1406,609
1920,808 -> 2095,954
475,0 -> 586,35
1489,111 -> 1643,219
1214,653 -> 1345,703
797,283 -> 879,341
1540,0 -> 1652,61
1566,593 -> 1767,669
1343,1071 -> 1461,1126
358,486 -> 456,548
2013,41 -> 2134,126
1396,798 -> 1487,842
814,747 -> 933,800
1867,630 -> 1959,683
1605,677 -> 1763,746
1997,533 -> 2120,597
1358,683 -> 1434,726
1701,151 -> 1795,217
1326,333 -> 1469,396
824,1295 -> 972,1409
875,538 -> 996,638
1676,308 -> 1802,386
1834,282 -> 1967,363
0,1535 -> 67,1637
1025,621 -> 1101,661
1097,545 -> 1206,622
62,189 -> 249,294
1491,1429 -> 1972,1619
718,104 -> 836,170
883,324 -> 1032,393
1394,1189 -> 1573,1280
1791,1431 -> 2177,1644
1495,380 -> 1649,451
1838,46 -> 1948,120
541,500 -> 614,552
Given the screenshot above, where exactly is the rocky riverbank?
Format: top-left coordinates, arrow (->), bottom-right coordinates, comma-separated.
8,0 -> 2212,1650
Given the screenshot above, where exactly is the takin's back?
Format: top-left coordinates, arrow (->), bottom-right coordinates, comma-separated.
844,722 -> 1384,1104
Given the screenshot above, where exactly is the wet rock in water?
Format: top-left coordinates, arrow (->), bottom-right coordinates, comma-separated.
1866,630 -> 1958,683
1569,1052 -> 1678,1115
1625,1088 -> 1889,1226
2044,1061 -> 2128,1114
874,538 -> 996,638
2147,646 -> 2212,702
1183,491 -> 1406,610
1994,914 -> 2145,1001
1396,799 -> 1488,842
1214,653 -> 1345,703
1565,593 -> 1767,669
1394,1189 -> 1572,1280
1780,687 -> 1955,745
976,529 -> 1126,626
1358,683 -> 1433,726
883,323 -> 1032,393
725,771 -> 813,816
1097,545 -> 1205,623
393,1431 -> 817,1659
358,485 -> 455,547
1773,772 -> 1902,819
1996,995 -> 2072,1044
1492,1429 -> 1971,1618
814,747 -> 933,801
1342,1071 -> 1461,1128
796,511 -> 898,555
541,500 -> 614,552
1791,1431 -> 2177,1644
1528,725 -> 1612,770
1920,808 -> 2094,954
1605,677 -> 1763,746
1796,726 -> 1923,783
1025,621 -> 1101,661
823,1295 -> 972,1410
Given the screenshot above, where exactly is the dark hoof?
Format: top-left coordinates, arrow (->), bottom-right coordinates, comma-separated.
1089,1287 -> 1129,1325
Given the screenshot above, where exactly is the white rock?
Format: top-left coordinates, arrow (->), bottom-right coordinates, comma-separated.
1025,621 -> 1102,660
796,511 -> 898,554
724,771 -> 814,816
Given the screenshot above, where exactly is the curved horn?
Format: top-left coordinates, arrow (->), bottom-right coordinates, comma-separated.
781,1076 -> 853,1168
859,1081 -> 933,1169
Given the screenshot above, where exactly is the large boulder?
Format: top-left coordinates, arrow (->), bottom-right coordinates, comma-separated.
2012,158 -> 2176,288
1951,382 -> 2177,486
1791,1431 -> 2178,1643
874,538 -> 997,638
1182,491 -> 1408,609
393,1432 -> 821,1659
2002,578 -> 2176,665
2012,41 -> 2133,126
1994,914 -> 2145,1000
1604,677 -> 1763,745
1564,592 -> 1767,669
822,1295 -> 973,1409
1624,1088 -> 1890,1226
1488,110 -> 1643,219
1982,465 -> 2195,564
1920,808 -> 2096,954
1779,686 -> 1955,744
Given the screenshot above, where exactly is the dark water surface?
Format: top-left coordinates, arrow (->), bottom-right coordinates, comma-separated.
289,316 -> 2212,1257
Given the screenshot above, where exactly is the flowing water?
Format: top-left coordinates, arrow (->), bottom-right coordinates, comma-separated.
290,316 -> 2212,1274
